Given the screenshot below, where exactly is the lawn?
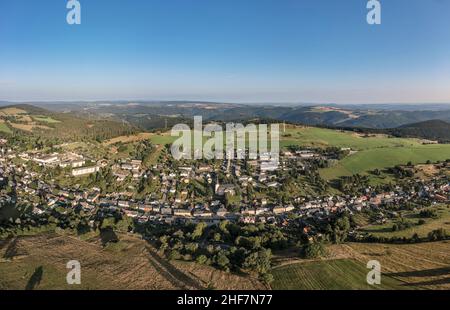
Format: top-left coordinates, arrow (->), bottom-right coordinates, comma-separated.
271,259 -> 405,290
0,121 -> 12,134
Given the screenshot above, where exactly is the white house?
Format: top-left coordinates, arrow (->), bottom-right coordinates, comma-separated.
72,166 -> 100,177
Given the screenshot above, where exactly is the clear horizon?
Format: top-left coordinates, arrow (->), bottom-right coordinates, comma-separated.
2,100 -> 450,107
1,0 -> 450,103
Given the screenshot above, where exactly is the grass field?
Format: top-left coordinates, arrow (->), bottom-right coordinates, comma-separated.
320,145 -> 450,179
104,132 -> 155,145
104,132 -> 176,146
278,126 -> 450,179
272,241 -> 450,290
148,133 -> 177,145
271,259 -> 404,290
0,109 -> 57,134
0,121 -> 12,134
32,115 -> 61,124
280,126 -> 421,150
342,242 -> 450,289
359,205 -> 450,239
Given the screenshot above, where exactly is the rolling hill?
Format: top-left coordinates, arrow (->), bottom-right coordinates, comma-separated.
0,104 -> 141,142
28,101 -> 450,129
279,125 -> 450,180
390,120 -> 450,142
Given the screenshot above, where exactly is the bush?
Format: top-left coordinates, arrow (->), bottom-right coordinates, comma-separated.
419,209 -> 438,218
167,249 -> 181,261
411,233 -> 420,243
260,272 -> 274,285
215,251 -> 230,271
428,229 -> 447,241
301,242 -> 327,259
243,249 -> 272,274
196,254 -> 208,265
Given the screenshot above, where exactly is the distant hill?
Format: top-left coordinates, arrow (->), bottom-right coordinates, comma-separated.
389,120 -> 450,142
4,101 -> 450,130
0,104 -> 140,142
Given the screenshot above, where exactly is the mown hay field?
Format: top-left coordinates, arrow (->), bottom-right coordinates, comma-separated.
0,233 -> 264,290
271,241 -> 450,290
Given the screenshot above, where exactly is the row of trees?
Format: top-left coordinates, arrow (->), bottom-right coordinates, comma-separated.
351,228 -> 449,244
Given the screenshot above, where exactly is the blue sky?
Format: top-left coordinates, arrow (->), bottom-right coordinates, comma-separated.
0,0 -> 449,103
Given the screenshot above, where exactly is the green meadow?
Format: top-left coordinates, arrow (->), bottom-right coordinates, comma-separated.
271,259 -> 405,290
32,115 -> 61,124
148,133 -> 177,145
279,126 -> 450,179
0,122 -> 12,134
320,145 -> 450,179
359,205 -> 450,239
280,126 -> 421,150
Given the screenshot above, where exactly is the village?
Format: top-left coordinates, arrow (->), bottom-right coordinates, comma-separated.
1,137 -> 449,240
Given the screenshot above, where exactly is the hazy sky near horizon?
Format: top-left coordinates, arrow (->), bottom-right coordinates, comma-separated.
1,0 -> 449,103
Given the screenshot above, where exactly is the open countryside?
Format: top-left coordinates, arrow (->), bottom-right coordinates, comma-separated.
0,233 -> 265,290
279,126 -> 450,179
271,241 -> 450,290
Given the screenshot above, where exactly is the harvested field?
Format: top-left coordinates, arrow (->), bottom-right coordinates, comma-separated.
271,241 -> 450,290
0,233 -> 264,290
104,132 -> 154,145
9,123 -> 53,132
0,108 -> 27,116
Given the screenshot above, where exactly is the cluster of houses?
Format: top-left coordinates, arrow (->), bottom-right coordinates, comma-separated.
1,139 -> 449,235
112,159 -> 143,181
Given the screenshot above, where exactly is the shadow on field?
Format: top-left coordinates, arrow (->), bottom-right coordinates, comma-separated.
361,252 -> 385,257
361,227 -> 394,233
76,222 -> 91,236
387,267 -> 450,278
3,238 -> 18,259
100,228 -> 119,246
401,277 -> 450,287
25,266 -> 43,290
144,245 -> 203,290
0,237 -> 12,251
